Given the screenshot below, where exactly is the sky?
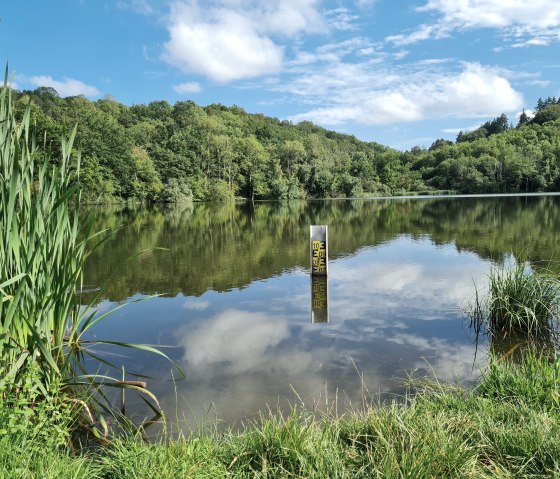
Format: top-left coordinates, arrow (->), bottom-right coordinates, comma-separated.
1,0 -> 560,149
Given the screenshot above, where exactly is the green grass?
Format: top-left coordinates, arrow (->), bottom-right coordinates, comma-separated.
2,354 -> 559,478
469,261 -> 560,344
0,422 -> 103,479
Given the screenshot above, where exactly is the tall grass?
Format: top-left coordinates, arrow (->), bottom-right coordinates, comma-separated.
0,73 -> 87,392
0,75 -> 170,442
468,261 -> 560,343
4,354 -> 556,478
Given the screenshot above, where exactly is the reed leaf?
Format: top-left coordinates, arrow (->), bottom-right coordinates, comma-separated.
0,74 -> 176,437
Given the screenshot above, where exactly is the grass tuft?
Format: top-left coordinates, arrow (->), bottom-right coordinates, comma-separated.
468,261 -> 560,343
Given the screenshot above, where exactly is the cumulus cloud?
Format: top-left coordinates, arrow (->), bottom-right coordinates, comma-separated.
163,0 -> 323,82
286,62 -> 523,126
173,81 -> 202,94
388,0 -> 560,46
29,75 -> 100,97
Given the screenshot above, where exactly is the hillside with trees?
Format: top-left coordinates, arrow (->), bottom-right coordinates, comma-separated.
12,88 -> 560,202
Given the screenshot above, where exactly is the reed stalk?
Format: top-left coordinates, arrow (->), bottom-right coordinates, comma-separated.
0,72 -> 174,439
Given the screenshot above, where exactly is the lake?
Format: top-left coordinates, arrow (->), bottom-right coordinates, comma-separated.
83,194 -> 560,431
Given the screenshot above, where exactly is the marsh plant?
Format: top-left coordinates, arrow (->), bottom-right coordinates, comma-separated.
0,75 -> 169,443
468,260 -> 560,352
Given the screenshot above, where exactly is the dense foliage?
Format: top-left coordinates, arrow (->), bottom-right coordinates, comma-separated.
12,87 -> 560,202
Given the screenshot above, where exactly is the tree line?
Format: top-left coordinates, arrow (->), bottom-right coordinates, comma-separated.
12,87 -> 560,202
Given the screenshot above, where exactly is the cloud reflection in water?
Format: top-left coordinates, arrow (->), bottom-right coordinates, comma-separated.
87,236 -> 492,430
166,237 -> 489,427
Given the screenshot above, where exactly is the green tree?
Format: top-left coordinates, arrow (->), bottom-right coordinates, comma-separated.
235,136 -> 269,201
130,146 -> 163,201
517,109 -> 530,127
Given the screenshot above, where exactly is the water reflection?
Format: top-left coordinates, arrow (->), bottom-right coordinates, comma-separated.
85,195 -> 560,301
178,310 -> 290,373
84,196 -> 560,429
489,333 -> 557,362
311,276 -> 328,323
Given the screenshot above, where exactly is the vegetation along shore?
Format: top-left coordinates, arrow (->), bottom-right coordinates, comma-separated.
8,85 -> 560,203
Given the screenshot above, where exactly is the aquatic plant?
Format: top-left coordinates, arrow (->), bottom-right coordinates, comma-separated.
468,260 -> 560,344
0,72 -> 172,442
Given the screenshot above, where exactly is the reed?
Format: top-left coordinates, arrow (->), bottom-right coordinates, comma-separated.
0,73 -> 86,394
0,73 -> 171,441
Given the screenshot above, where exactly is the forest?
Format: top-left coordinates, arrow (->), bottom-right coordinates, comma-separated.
12,87 -> 560,202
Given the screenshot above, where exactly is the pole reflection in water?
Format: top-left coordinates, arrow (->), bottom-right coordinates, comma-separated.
311,275 -> 329,323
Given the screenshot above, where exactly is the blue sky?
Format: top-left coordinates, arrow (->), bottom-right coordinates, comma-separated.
1,0 -> 559,149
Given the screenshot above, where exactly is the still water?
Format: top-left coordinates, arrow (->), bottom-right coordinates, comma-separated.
83,195 -> 560,429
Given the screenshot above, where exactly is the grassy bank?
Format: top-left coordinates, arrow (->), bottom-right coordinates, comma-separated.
1,353 -> 559,478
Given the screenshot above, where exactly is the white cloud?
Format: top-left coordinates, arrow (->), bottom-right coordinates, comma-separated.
388,0 -> 560,46
286,62 -> 523,126
290,37 -> 376,67
419,0 -> 560,30
173,81 -> 202,94
163,5 -> 282,82
29,75 -> 100,97
116,0 -> 154,15
355,0 -> 377,7
519,38 -> 551,47
392,50 -> 410,60
386,24 -> 440,45
325,8 -> 360,31
442,123 -> 481,134
163,0 -> 323,82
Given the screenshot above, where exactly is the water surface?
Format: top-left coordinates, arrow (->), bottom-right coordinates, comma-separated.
84,195 -> 560,429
